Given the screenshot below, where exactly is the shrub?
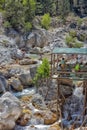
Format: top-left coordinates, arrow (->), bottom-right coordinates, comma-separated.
73,42 -> 83,48
41,13 -> 51,29
77,18 -> 83,26
24,22 -> 32,32
69,30 -> 77,38
3,21 -> 11,28
65,35 -> 74,45
65,35 -> 83,48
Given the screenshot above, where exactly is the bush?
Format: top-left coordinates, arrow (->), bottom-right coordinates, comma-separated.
69,30 -> 77,38
41,13 -> 51,29
77,18 -> 83,26
3,21 -> 11,28
65,35 -> 83,48
24,22 -> 32,32
65,35 -> 75,45
73,42 -> 83,48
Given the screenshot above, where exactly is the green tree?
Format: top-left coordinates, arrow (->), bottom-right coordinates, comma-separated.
41,13 -> 51,29
33,58 -> 50,87
59,0 -> 70,22
0,0 -> 6,10
4,0 -> 24,30
23,0 -> 36,21
35,1 -> 43,15
3,0 -> 36,32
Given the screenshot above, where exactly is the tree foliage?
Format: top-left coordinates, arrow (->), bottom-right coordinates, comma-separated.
33,58 -> 50,86
0,0 -> 86,32
41,13 -> 51,29
2,0 -> 36,32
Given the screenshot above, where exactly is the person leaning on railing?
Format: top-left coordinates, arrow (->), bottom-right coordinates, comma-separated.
60,58 -> 66,69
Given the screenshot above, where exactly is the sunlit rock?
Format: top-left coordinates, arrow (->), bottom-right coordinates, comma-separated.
44,111 -> 58,125
48,123 -> 61,130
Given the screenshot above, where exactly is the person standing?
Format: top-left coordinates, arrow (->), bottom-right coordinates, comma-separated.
60,58 -> 66,69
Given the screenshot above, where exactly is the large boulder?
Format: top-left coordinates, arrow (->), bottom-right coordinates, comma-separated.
10,78 -> 23,92
19,73 -> 33,87
0,92 -> 22,130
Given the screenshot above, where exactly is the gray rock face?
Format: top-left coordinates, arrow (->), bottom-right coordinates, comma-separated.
0,92 -> 22,130
26,27 -> 67,52
0,31 -> 25,65
11,48 -> 24,60
26,28 -> 48,49
0,33 -> 16,64
0,75 -> 8,93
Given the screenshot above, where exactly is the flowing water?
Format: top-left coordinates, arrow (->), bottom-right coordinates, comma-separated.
11,87 -> 50,130
15,124 -> 50,130
11,82 -> 86,130
12,87 -> 36,98
62,84 -> 86,128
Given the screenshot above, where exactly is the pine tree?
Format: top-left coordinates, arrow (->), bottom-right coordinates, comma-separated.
59,0 -> 70,21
